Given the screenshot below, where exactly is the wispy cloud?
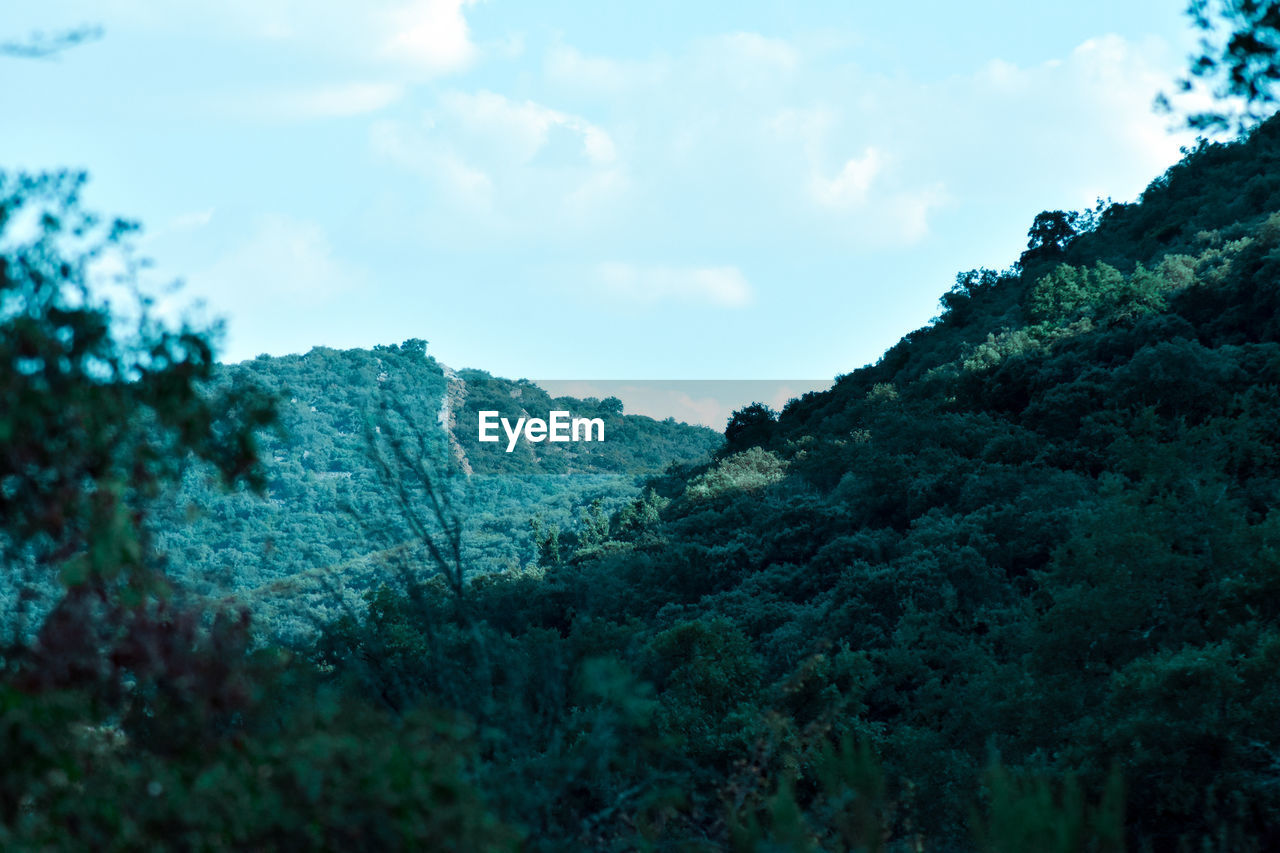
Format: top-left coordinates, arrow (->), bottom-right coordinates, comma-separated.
370,91 -> 624,221
439,90 -> 617,164
545,44 -> 668,93
106,0 -> 483,80
533,33 -> 956,247
281,82 -> 404,119
596,263 -> 752,308
170,208 -> 216,230
220,82 -> 405,121
195,215 -> 367,306
370,120 -> 496,208
708,32 -> 798,73
811,147 -> 884,207
943,33 -> 1200,207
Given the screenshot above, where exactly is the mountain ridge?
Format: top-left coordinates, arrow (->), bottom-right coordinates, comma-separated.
314,114 -> 1280,847
147,342 -> 721,642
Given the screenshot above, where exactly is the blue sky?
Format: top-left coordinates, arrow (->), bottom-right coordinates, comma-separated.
2,1 -> 1206,386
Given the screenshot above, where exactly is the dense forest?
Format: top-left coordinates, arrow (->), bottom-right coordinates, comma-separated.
8,29 -> 1280,851
135,344 -> 718,643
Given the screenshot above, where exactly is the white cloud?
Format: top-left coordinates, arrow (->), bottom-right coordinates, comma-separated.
363,27 -> 1195,277
137,207 -> 216,249
216,82 -> 405,121
766,106 -> 945,243
195,215 -> 367,307
171,208 -> 216,230
102,0 -> 482,79
596,263 -> 752,308
370,92 -> 624,222
545,44 -> 668,93
280,82 -> 404,118
371,119 -> 497,208
564,166 -> 629,214
957,34 -> 1199,207
1068,35 -> 1190,169
883,185 -> 950,245
710,32 -> 798,72
379,0 -> 479,74
977,58 -> 1030,93
543,36 -> 954,246
757,32 -> 1194,246
811,147 -> 884,207
363,31 -> 953,248
441,90 -> 617,164
769,107 -> 837,157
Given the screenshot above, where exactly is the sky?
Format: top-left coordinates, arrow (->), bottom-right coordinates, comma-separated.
2,1 -> 1209,397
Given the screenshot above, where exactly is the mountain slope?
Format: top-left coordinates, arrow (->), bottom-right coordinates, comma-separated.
321,117 -> 1280,848
151,342 -> 719,641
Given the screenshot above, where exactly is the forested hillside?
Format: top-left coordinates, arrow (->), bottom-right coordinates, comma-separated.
7,105 -> 1280,853
142,343 -> 719,642
314,116 -> 1280,848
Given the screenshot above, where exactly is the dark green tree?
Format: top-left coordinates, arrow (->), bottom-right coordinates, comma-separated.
724,401 -> 777,452
0,171 -> 274,596
1019,210 -> 1079,270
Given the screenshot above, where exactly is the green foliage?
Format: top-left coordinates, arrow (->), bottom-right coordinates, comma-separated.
974,765 -> 1124,853
0,675 -> 516,851
134,343 -> 718,643
531,516 -> 563,567
299,115 -> 1280,848
685,447 -> 789,501
1021,210 -> 1080,270
16,92 -> 1280,852
647,617 -> 762,723
0,171 -> 274,593
724,402 -> 779,452
729,737 -> 889,853
1026,257 -> 1194,325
